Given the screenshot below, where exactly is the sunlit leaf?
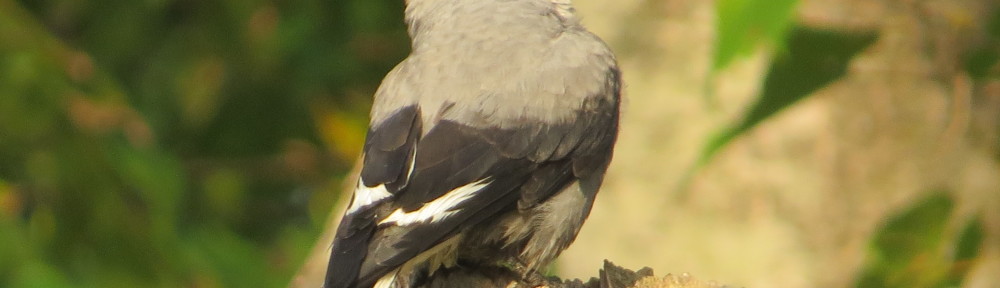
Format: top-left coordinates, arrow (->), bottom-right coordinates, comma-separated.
853,192 -> 979,288
714,0 -> 798,70
698,26 -> 878,167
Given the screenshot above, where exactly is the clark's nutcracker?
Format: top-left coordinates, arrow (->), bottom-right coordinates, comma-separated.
324,0 -> 620,287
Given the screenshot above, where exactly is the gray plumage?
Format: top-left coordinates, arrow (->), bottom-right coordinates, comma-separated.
324,0 -> 620,287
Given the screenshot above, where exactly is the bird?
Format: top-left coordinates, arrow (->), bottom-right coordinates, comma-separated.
323,0 -> 620,287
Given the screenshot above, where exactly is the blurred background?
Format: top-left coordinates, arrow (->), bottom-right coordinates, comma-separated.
0,0 -> 997,288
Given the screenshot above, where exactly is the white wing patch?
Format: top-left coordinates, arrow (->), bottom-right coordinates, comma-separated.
402,142 -> 417,187
347,179 -> 393,214
379,179 -> 492,226
349,141 -> 418,215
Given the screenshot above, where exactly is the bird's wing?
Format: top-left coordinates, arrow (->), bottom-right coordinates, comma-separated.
325,68 -> 621,288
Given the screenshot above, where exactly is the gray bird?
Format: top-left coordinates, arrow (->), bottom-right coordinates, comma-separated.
324,0 -> 620,287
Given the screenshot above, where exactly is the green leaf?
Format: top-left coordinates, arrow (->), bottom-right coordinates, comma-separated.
940,217 -> 984,287
964,8 -> 1000,80
953,218 -> 984,262
963,36 -> 999,80
698,26 -> 878,167
854,193 -> 953,288
713,0 -> 799,70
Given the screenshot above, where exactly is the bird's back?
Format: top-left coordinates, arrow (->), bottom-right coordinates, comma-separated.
373,0 -> 617,130
325,0 -> 620,287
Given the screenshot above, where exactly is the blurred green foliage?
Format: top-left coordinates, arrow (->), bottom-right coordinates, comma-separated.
965,7 -> 1000,81
713,0 -> 798,71
705,3 -> 1000,168
1,0 -> 996,287
0,0 -> 409,287
699,26 -> 878,167
703,3 -> 993,286
684,20 -> 879,195
855,193 -> 984,288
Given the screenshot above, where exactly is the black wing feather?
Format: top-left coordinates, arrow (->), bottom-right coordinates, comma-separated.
327,65 -> 620,288
360,106 -> 421,190
325,208 -> 378,288
326,106 -> 421,288
354,120 -> 538,287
